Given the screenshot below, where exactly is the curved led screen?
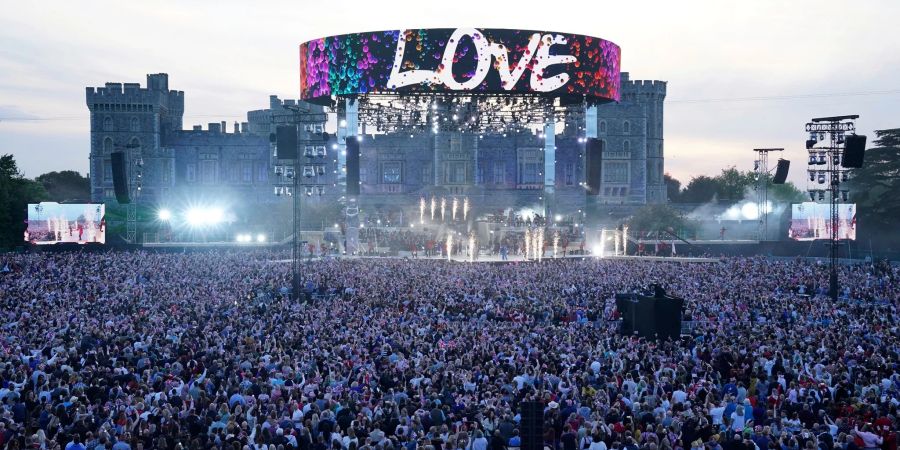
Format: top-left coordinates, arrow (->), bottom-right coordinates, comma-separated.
299,28 -> 620,103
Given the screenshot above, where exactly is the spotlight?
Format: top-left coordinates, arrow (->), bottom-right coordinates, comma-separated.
554,214 -> 562,222
592,244 -> 603,257
157,209 -> 172,221
340,119 -> 347,127
256,234 -> 266,243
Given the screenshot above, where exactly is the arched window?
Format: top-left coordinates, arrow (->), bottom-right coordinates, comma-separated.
601,139 -> 607,151
103,137 -> 113,154
129,137 -> 141,149
103,116 -> 113,132
599,121 -> 607,133
624,140 -> 630,152
623,120 -> 630,134
130,117 -> 140,132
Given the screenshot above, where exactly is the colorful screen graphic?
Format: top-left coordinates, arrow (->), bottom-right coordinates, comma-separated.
789,202 -> 856,241
299,28 -> 620,102
25,203 -> 105,245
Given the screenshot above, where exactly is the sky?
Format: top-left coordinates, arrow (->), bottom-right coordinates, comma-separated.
1,0 -> 898,187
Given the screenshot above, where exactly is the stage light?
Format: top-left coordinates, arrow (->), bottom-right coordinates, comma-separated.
186,208 -> 205,227
592,244 -> 604,257
741,202 -> 760,221
256,234 -> 266,243
554,214 -> 562,222
186,207 -> 224,227
158,209 -> 172,221
340,119 -> 347,127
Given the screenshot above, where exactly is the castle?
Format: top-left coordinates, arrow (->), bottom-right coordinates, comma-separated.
86,72 -> 666,227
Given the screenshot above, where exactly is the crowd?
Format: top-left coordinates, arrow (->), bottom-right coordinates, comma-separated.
0,252 -> 898,450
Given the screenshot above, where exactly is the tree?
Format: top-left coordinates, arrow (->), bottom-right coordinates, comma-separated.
0,154 -> 49,249
664,173 -> 681,202
36,170 -> 91,202
716,166 -> 754,202
679,175 -> 719,203
627,203 -> 694,236
845,128 -> 900,244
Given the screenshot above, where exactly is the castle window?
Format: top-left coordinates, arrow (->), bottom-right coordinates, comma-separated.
129,137 -> 141,149
103,116 -> 113,132
599,121 -> 607,134
624,140 -> 631,152
186,164 -> 197,183
421,164 -> 432,184
103,137 -> 113,154
257,163 -> 268,182
130,117 -> 140,132
603,161 -> 629,183
564,163 -> 575,186
493,163 -> 504,184
103,159 -> 113,182
382,162 -> 402,184
242,162 -> 253,183
517,148 -> 542,184
623,121 -> 631,134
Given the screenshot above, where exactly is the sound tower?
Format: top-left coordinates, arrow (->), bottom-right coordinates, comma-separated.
520,401 -> 544,450
110,151 -> 130,204
345,137 -> 360,196
842,134 -> 867,168
615,292 -> 684,340
585,138 -> 603,195
276,125 -> 298,160
772,159 -> 790,184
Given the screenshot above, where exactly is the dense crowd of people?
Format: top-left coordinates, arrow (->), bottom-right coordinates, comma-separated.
0,252 -> 898,450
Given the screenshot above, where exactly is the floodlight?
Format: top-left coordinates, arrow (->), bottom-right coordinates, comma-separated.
158,209 -> 172,221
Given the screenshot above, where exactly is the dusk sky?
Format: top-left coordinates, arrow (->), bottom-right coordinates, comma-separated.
1,0 -> 898,187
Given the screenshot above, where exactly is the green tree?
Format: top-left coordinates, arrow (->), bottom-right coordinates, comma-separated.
845,128 -> 900,243
716,166 -> 754,202
664,173 -> 681,202
679,175 -> 719,203
36,170 -> 91,202
0,154 -> 49,249
627,203 -> 693,235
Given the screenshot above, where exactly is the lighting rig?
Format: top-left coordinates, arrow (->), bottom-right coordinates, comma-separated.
272,104 -> 330,301
804,114 -> 857,301
341,92 -> 587,134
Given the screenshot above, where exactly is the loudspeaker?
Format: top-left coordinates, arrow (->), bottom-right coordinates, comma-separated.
346,137 -> 360,196
772,159 -> 790,184
615,293 -> 684,340
110,151 -> 130,204
520,401 -> 544,450
842,135 -> 867,168
276,125 -> 298,160
585,138 -> 602,196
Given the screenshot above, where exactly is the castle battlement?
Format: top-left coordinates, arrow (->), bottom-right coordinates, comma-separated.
619,72 -> 666,96
86,74 -> 184,110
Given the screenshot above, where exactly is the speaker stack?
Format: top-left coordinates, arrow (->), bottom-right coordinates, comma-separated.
520,401 -> 544,450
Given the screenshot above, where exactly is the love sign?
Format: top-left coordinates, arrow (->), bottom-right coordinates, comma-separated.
299,28 -> 620,102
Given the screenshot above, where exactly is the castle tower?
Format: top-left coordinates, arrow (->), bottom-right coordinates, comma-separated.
594,72 -> 667,205
632,76 -> 667,204
86,73 -> 184,203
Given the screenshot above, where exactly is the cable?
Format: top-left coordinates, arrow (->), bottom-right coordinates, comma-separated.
668,89 -> 900,104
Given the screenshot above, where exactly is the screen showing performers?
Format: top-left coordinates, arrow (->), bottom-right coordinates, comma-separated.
25,203 -> 106,245
789,202 -> 856,241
